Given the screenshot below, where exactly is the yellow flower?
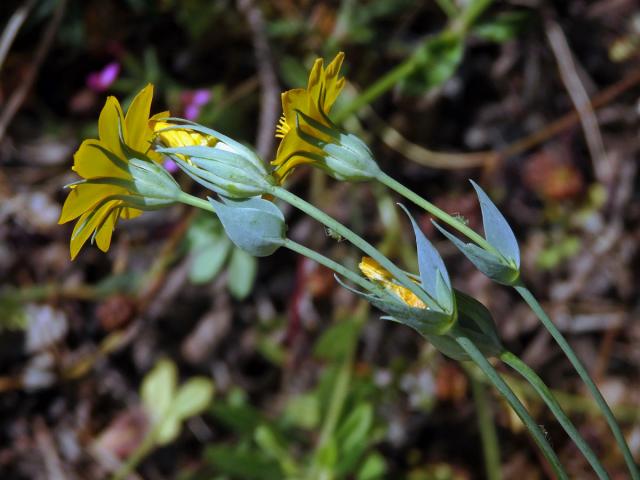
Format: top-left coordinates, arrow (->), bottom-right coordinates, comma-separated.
151,120 -> 217,158
59,84 -> 171,259
271,52 -> 346,182
359,257 -> 426,309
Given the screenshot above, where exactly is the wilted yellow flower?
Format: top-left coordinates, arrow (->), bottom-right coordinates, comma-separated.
59,84 -> 173,259
359,257 -> 426,309
271,52 -> 346,182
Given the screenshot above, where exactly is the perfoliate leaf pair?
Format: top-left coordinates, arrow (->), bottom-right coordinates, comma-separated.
435,180 -> 521,285
141,358 -> 214,446
344,205 -> 457,336
209,196 -> 287,257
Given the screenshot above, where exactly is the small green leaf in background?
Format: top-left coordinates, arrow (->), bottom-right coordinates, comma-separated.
284,393 -> 320,430
403,32 -> 463,94
227,248 -> 258,300
189,235 -> 232,285
254,425 -> 299,476
313,318 -> 361,361
174,377 -> 215,419
205,445 -> 284,480
141,358 -> 177,422
335,403 -> 374,475
473,11 -> 531,43
357,452 -> 387,480
140,358 -> 214,446
186,214 -> 232,285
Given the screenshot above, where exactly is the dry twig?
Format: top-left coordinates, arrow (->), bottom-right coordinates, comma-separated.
545,18 -> 611,184
0,0 -> 67,144
237,0 -> 280,159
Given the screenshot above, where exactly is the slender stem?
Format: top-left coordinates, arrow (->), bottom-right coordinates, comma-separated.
271,186 -> 440,318
111,428 -> 157,480
501,351 -> 610,479
378,172 -> 497,254
333,59 -> 417,123
454,336 -> 569,479
454,0 -> 494,34
332,0 -> 494,123
177,191 -> 216,212
516,285 -> 639,480
283,238 -> 379,294
468,369 -> 502,480
434,0 -> 459,19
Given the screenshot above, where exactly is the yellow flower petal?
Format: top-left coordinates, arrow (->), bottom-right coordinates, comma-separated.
321,52 -> 345,112
98,96 -> 126,158
59,183 -> 124,224
359,257 -> 392,282
272,53 -> 346,184
94,208 -> 119,252
72,139 -> 128,180
64,84 -> 173,259
69,201 -> 120,259
125,84 -> 154,153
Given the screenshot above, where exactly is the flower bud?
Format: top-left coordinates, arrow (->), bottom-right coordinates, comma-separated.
434,180 -> 521,285
156,123 -> 274,199
321,131 -> 382,182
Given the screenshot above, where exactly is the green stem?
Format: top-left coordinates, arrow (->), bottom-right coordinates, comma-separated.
111,428 -> 157,480
501,351 -> 610,479
454,336 -> 568,479
333,58 -> 417,124
332,0 -> 494,123
454,0 -> 494,33
377,172 -> 497,254
177,191 -> 216,212
283,238 -> 379,295
516,285 -> 639,479
468,369 -> 501,480
271,185 -> 440,317
435,0 -> 459,19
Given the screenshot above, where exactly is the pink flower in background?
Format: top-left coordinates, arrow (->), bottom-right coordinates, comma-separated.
87,62 -> 120,92
163,158 -> 179,174
181,89 -> 211,120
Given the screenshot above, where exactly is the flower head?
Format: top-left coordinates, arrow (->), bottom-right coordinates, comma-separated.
271,52 -> 380,183
59,84 -> 181,259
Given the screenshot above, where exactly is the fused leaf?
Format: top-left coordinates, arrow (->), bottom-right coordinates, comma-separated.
209,196 -> 286,257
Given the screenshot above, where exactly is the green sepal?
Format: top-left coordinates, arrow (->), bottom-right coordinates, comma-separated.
127,158 -> 182,201
470,179 -> 520,268
334,275 -> 454,336
433,221 -> 519,285
398,204 -> 452,312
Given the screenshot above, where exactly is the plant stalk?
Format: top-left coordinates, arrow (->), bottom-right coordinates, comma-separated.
454,336 -> 569,479
501,350 -> 610,479
271,185 -> 439,318
377,171 -> 497,254
468,369 -> 502,480
515,285 -> 639,479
